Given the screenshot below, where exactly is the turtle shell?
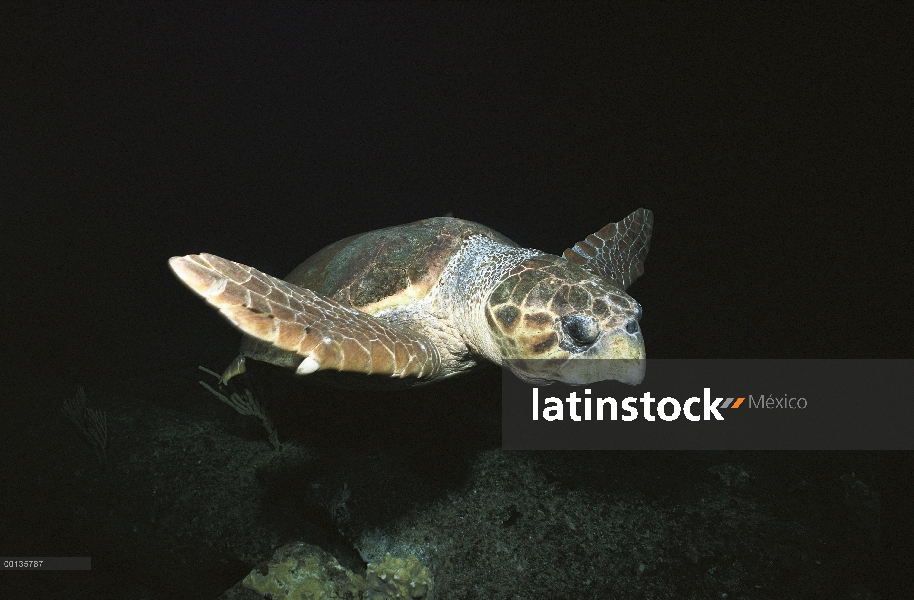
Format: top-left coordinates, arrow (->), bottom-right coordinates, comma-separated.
283,217 -> 517,315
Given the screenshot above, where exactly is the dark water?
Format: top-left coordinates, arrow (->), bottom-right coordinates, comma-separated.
4,2 -> 910,598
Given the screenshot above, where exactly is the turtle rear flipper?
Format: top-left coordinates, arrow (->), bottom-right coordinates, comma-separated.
169,254 -> 442,380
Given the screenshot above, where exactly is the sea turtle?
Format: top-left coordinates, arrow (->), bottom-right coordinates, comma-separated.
168,209 -> 652,386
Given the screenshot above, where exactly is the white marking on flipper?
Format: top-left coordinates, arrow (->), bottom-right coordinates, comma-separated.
296,356 -> 321,375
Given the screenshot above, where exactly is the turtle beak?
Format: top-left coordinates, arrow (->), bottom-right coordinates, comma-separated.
505,327 -> 646,386
583,324 -> 646,384
555,324 -> 646,385
554,356 -> 646,386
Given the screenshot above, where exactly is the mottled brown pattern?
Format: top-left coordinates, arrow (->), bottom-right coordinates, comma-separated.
523,312 -> 553,327
562,208 -> 653,291
284,217 -> 515,312
528,333 -> 558,353
169,254 -> 441,378
493,305 -> 519,330
483,251 -> 643,361
170,209 -> 651,387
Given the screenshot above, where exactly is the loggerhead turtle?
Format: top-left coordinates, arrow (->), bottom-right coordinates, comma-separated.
168,209 -> 652,386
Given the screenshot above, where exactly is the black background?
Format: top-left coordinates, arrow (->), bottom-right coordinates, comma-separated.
2,1 -> 911,596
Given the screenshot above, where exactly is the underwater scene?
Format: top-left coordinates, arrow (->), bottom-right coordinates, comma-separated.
4,3 -> 910,598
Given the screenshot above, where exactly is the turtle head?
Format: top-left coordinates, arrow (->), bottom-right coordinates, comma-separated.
484,256 -> 645,385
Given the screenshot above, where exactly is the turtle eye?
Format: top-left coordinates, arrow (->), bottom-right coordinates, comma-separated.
561,314 -> 601,346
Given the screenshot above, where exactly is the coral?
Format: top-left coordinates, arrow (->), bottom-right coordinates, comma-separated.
365,554 -> 434,600
241,543 -> 433,600
199,366 -> 281,451
60,387 -> 108,465
242,542 -> 364,600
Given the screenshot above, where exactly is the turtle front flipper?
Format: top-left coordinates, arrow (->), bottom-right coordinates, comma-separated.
168,254 -> 442,381
562,208 -> 653,291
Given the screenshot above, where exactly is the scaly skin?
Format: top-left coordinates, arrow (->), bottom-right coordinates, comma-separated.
168,254 -> 441,379
169,209 -> 652,386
